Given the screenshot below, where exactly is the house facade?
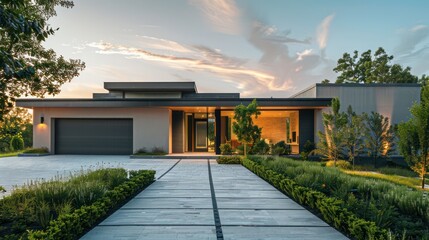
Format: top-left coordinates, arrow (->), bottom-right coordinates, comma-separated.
17,82 -> 332,155
16,82 -> 421,155
292,83 -> 421,142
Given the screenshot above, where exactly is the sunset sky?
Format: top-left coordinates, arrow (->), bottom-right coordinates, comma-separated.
44,0 -> 429,98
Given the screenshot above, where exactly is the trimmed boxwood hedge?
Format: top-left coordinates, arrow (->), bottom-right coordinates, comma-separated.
242,158 -> 389,240
27,170 -> 155,240
217,156 -> 242,164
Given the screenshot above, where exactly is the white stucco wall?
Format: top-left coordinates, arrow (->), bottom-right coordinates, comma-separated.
32,107 -> 171,154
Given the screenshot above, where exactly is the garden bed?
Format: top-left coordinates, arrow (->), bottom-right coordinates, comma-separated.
243,156 -> 429,240
0,168 -> 155,239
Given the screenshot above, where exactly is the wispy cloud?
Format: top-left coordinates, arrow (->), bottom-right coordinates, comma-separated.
395,25 -> 429,56
317,14 -> 335,50
137,35 -> 192,53
189,0 -> 241,35
87,41 -> 285,94
394,25 -> 429,75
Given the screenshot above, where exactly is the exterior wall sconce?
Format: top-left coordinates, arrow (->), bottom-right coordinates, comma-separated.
40,115 -> 45,124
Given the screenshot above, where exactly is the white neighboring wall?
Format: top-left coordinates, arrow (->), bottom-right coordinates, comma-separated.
32,107 -> 171,153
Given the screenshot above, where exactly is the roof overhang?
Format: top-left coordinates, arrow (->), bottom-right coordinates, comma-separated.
103,82 -> 198,93
16,98 -> 332,108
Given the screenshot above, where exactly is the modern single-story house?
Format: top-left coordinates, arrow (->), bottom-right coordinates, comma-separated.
16,82 -> 421,155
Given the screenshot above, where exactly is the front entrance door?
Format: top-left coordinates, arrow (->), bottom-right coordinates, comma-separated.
194,119 -> 208,152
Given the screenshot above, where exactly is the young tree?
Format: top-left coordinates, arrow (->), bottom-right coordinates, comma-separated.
316,98 -> 346,166
232,99 -> 261,157
364,112 -> 395,168
342,106 -> 365,168
0,107 -> 32,151
0,0 -> 85,119
397,85 -> 429,189
330,47 -> 418,84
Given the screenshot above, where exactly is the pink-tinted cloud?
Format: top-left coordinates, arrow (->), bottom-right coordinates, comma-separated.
317,14 -> 335,50
189,0 -> 241,35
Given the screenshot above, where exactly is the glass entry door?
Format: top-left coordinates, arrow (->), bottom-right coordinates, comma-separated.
194,120 -> 208,151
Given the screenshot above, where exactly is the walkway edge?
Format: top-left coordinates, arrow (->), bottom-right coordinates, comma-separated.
208,159 -> 224,240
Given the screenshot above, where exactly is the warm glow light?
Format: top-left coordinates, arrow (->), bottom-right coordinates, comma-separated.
37,123 -> 47,130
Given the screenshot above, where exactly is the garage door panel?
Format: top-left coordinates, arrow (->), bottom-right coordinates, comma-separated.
55,119 -> 133,155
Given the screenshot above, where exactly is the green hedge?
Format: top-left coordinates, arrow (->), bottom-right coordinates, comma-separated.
217,156 -> 242,164
242,158 -> 389,240
27,170 -> 155,240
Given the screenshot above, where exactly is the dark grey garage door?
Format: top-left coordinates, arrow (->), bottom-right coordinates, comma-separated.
55,118 -> 133,155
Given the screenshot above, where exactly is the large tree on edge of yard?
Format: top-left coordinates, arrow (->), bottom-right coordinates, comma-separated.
332,47 -> 418,84
0,0 -> 85,119
398,85 -> 429,189
232,99 -> 261,157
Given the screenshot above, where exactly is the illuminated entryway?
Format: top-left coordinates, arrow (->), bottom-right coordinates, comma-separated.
171,107 -> 310,155
220,110 -> 300,154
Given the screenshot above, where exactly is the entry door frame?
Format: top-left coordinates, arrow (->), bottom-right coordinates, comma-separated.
194,118 -> 208,152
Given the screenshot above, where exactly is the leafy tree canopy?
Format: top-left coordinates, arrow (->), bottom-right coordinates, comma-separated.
232,99 -> 261,156
398,85 -> 429,189
0,107 -> 32,151
330,47 -> 421,84
0,0 -> 85,119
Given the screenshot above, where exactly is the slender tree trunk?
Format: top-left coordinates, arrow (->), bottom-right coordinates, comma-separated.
422,155 -> 427,189
244,143 -> 247,157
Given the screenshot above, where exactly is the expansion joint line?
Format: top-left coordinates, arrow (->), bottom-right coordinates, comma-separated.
207,159 -> 224,240
157,159 -> 181,180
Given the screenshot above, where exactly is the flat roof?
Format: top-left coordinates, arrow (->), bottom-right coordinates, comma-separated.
291,83 -> 422,98
104,82 -> 198,93
16,98 -> 332,108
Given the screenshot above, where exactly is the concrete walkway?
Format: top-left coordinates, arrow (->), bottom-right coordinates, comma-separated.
82,159 -> 348,240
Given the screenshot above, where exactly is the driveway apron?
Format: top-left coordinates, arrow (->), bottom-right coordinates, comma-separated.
82,159 -> 348,240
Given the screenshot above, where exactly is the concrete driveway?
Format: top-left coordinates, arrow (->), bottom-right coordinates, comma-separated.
0,155 -> 176,196
82,159 -> 348,240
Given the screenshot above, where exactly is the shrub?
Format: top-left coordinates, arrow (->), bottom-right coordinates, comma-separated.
326,160 -> 352,169
151,146 -> 166,155
10,135 -> 24,151
271,146 -> 285,155
134,147 -> 147,154
220,143 -> 233,155
0,168 -> 136,238
0,186 -> 5,193
251,139 -> 270,155
23,147 -> 49,154
272,141 -> 291,155
217,156 -> 242,164
242,158 -> 389,240
27,169 -> 155,239
236,144 -> 250,155
246,156 -> 429,239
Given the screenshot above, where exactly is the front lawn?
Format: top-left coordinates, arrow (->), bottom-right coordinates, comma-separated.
0,151 -> 23,158
245,156 -> 429,240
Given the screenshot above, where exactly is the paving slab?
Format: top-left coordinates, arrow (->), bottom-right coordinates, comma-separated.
215,189 -> 288,198
123,197 -> 212,209
135,189 -> 211,198
81,226 -> 217,240
222,226 -> 349,240
219,209 -> 329,226
145,181 -> 210,190
217,197 -> 304,210
100,209 -> 215,226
